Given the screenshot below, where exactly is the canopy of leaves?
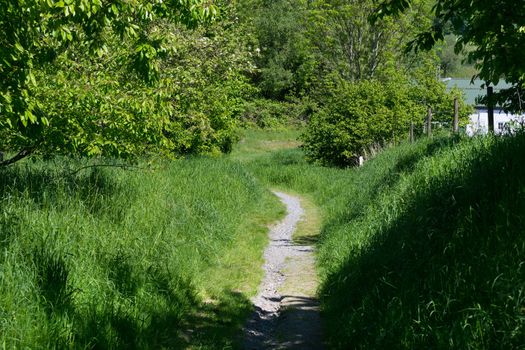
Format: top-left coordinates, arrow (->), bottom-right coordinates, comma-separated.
244,0 -> 314,99
0,0 -> 215,123
0,0 -> 240,163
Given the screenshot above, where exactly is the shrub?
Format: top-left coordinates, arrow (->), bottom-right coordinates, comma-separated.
301,72 -> 471,167
301,80 -> 410,166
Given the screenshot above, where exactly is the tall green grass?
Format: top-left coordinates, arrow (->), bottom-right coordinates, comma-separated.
0,157 -> 281,349
6,128 -> 525,349
318,134 -> 525,349
234,129 -> 525,349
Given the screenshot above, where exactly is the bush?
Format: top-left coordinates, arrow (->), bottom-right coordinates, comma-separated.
301,80 -> 410,166
301,73 -> 471,167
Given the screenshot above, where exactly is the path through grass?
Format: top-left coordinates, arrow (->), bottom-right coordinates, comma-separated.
4,127 -> 525,349
233,128 -> 525,349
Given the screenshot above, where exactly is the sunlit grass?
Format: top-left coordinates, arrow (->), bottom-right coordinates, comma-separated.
233,128 -> 525,349
0,156 -> 281,349
231,128 -> 303,162
4,126 -> 525,349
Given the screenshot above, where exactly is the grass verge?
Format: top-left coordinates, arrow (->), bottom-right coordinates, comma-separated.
0,156 -> 282,349
6,126 -> 525,349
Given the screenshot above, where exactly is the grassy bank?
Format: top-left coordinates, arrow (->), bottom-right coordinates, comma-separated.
234,129 -> 525,349
4,127 -> 525,349
0,157 -> 282,349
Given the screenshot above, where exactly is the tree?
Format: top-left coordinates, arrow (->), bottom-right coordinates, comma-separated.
376,0 -> 525,112
301,60 -> 471,167
0,0 -> 217,165
28,7 -> 253,159
307,0 -> 395,81
305,0 -> 434,82
247,0 -> 314,99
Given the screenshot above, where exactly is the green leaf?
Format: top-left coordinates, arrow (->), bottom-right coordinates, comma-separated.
27,71 -> 37,86
25,110 -> 37,124
14,42 -> 24,52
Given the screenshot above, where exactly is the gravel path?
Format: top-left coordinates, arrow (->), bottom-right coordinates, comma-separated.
243,192 -> 323,349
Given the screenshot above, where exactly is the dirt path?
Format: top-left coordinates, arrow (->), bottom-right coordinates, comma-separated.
243,192 -> 323,349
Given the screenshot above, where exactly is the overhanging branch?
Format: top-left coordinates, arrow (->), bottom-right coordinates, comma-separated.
0,149 -> 33,167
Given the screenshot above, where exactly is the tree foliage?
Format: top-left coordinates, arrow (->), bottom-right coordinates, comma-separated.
246,0 -> 314,99
296,0 -> 475,166
1,0 -> 490,166
0,0 -> 260,161
301,63 -> 471,167
0,0 -> 215,124
376,0 -> 525,112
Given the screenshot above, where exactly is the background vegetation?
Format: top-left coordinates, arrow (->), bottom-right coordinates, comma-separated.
300,70 -> 471,166
1,0 -> 485,168
238,0 -> 474,164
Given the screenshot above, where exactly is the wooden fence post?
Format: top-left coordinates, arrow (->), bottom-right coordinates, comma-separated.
487,86 -> 494,133
427,107 -> 432,136
409,121 -> 414,143
453,97 -> 459,133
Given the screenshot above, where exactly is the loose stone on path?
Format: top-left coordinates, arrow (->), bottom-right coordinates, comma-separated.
243,192 -> 324,349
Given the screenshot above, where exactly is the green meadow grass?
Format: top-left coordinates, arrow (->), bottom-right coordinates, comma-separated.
0,157 -> 282,349
3,127 -> 525,349
234,128 -> 525,349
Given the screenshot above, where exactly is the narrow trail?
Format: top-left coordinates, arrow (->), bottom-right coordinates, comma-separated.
243,192 -> 323,349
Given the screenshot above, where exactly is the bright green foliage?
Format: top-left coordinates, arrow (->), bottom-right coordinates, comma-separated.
161,9 -> 257,154
248,0 -> 477,166
301,66 -> 471,166
0,0 -> 220,161
0,157 -> 280,348
302,80 -> 399,166
236,0 -> 462,136
25,12 -> 253,159
0,0 -> 216,121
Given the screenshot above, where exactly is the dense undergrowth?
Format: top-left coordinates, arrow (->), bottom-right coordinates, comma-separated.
0,157 -> 281,349
235,129 -> 525,349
